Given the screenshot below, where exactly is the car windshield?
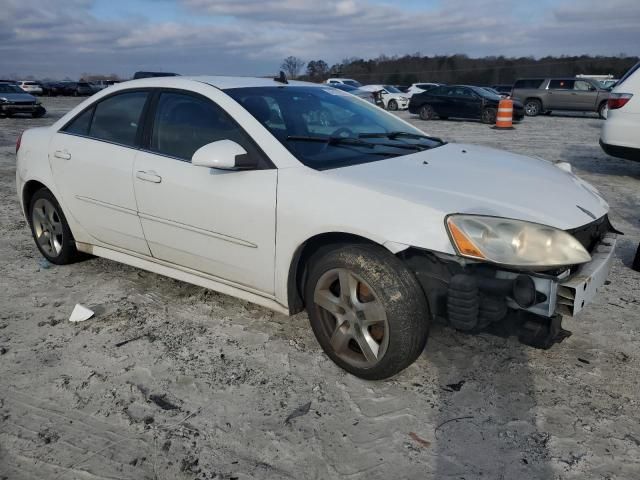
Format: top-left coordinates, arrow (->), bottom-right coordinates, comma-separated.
0,84 -> 24,93
332,83 -> 357,92
225,86 -> 443,170
343,80 -> 362,88
383,85 -> 402,93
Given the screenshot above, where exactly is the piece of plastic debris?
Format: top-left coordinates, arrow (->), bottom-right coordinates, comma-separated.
69,304 -> 94,323
284,401 -> 312,424
409,431 -> 431,448
38,258 -> 51,269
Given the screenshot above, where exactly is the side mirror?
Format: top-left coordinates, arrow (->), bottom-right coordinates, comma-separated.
191,140 -> 257,170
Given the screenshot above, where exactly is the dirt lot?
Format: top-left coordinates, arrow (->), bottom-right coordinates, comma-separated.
1,97 -> 639,480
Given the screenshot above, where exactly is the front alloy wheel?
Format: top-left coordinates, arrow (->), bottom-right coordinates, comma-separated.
387,99 -> 398,111
305,244 -> 430,379
524,100 -> 541,116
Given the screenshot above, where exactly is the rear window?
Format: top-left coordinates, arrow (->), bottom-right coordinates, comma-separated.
63,108 -> 94,136
617,61 -> 640,87
89,91 -> 148,146
513,79 -> 544,89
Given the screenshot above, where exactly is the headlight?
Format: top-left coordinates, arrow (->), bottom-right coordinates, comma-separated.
446,215 -> 591,268
0,97 -> 7,103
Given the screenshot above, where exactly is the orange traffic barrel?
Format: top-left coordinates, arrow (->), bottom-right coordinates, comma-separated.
494,98 -> 514,129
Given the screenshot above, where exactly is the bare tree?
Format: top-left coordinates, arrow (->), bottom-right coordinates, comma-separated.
280,56 -> 306,80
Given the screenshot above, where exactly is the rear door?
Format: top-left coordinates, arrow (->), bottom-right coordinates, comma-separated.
546,79 -> 574,109
569,80 -> 600,111
49,90 -> 151,254
132,89 -> 277,293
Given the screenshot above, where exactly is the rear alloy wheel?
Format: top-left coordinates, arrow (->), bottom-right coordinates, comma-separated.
305,244 -> 429,379
29,188 -> 79,265
482,107 -> 497,124
387,99 -> 398,111
524,99 -> 542,116
598,101 -> 608,119
419,104 -> 435,120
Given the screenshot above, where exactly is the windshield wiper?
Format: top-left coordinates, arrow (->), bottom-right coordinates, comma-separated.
359,131 -> 445,144
286,135 -> 426,151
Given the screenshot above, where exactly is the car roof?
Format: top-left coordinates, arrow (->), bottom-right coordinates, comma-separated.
109,75 -> 319,90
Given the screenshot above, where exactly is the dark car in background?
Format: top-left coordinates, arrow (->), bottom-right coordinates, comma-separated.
133,71 -> 180,79
0,82 -> 46,118
41,82 -> 65,96
58,81 -> 95,96
492,84 -> 513,95
511,77 -> 610,118
409,84 -> 524,123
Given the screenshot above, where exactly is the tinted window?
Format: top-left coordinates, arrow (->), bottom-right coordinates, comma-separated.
150,92 -> 254,161
63,107 -> 94,136
548,79 -> 574,90
89,91 -> 147,146
430,86 -> 448,95
514,79 -> 544,89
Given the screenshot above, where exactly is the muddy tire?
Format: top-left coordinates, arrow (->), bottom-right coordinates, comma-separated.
28,188 -> 79,265
419,104 -> 435,121
304,243 -> 430,380
524,99 -> 542,116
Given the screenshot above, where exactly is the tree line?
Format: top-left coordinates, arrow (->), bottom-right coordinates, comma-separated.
282,54 -> 639,85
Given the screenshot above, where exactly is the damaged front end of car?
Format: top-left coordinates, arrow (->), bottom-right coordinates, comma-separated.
399,214 -> 618,349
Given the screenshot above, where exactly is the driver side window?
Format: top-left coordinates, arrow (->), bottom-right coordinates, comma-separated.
150,92 -> 262,163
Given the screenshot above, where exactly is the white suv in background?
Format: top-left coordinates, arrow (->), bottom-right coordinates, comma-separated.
600,62 -> 640,162
359,84 -> 410,110
325,78 -> 362,88
406,83 -> 440,96
18,81 -> 43,95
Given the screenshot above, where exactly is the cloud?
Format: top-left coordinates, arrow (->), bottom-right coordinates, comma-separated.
0,0 -> 638,79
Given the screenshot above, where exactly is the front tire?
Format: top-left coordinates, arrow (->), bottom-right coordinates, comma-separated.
481,107 -> 497,124
29,188 -> 79,265
387,99 -> 398,111
524,99 -> 542,116
32,106 -> 46,118
304,243 -> 429,380
419,104 -> 435,120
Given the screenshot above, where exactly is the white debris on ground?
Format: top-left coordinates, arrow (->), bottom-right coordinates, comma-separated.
0,97 -> 639,479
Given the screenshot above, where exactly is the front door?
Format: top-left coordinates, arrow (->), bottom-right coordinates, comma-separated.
133,90 -> 277,293
49,90 -> 151,255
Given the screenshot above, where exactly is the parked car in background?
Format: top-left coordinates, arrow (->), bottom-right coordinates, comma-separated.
491,84 -> 513,96
409,84 -> 524,123
359,84 -> 410,110
16,75 -> 617,379
481,86 -> 508,98
41,82 -> 65,96
393,85 -> 410,93
90,80 -> 121,91
511,77 -> 610,118
58,81 -> 94,96
0,82 -> 46,117
600,62 -> 640,162
18,81 -> 43,95
325,78 -> 362,88
329,82 -> 376,103
406,83 -> 441,96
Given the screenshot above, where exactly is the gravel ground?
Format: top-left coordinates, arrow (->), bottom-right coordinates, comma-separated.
1,97 -> 639,480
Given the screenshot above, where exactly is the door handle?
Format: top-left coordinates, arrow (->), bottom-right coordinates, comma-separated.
136,170 -> 162,183
53,150 -> 71,160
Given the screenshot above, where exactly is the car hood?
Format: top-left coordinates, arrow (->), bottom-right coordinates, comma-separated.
0,92 -> 36,102
325,143 -> 609,230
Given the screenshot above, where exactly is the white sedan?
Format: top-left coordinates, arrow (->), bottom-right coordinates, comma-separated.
17,75 -> 617,379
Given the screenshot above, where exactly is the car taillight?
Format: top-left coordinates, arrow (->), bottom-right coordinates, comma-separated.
607,93 -> 633,110
16,131 -> 23,154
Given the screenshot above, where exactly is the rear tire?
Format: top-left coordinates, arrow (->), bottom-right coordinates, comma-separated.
524,99 -> 542,116
28,188 -> 79,265
32,107 -> 46,118
419,104 -> 435,121
304,243 -> 430,380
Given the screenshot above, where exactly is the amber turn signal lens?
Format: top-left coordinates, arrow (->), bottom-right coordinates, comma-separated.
447,218 -> 486,259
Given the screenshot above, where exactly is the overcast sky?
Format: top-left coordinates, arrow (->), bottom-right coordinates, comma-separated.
1,0 -> 639,79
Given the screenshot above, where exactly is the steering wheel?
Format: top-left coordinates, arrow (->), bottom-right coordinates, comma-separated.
331,127 -> 355,138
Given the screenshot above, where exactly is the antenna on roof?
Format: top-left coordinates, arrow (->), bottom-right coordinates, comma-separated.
274,70 -> 288,84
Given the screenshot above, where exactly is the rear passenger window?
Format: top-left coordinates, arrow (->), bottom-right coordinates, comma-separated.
89,92 -> 148,147
514,79 -> 544,89
549,79 -> 574,90
150,92 -> 256,162
63,107 -> 94,136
